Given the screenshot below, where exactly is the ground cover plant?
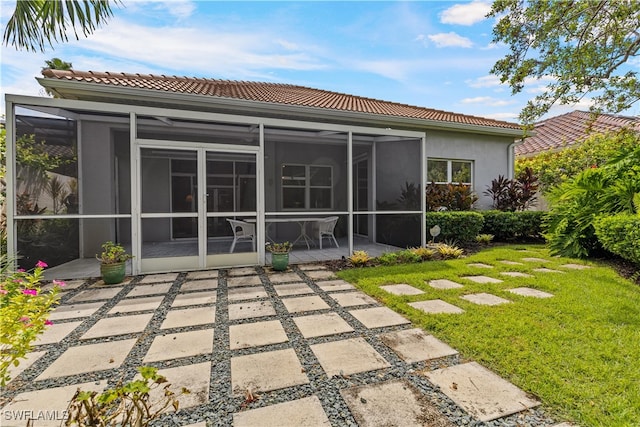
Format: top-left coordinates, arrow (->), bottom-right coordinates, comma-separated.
336,245 -> 640,426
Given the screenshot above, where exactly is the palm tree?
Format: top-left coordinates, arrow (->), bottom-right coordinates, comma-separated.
44,58 -> 73,70
3,0 -> 120,52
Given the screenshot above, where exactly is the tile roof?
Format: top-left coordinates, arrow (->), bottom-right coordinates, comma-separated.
40,69 -> 521,131
516,110 -> 640,156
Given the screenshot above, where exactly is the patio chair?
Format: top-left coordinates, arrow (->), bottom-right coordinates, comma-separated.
318,216 -> 339,249
227,219 -> 256,253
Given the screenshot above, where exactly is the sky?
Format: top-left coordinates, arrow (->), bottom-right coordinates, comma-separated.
1,0 -> 637,122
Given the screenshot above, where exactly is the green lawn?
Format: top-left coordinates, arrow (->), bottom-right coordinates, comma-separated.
336,244 -> 640,426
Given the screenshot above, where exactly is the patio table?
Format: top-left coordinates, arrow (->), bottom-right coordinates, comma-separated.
248,217 -> 327,249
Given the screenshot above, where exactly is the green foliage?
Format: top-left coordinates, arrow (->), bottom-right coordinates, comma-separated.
378,252 -> 399,266
265,241 -> 292,254
489,0 -> 640,124
425,211 -> 484,243
0,128 -> 6,255
594,214 -> 640,266
410,247 -> 436,261
484,167 -> 539,211
425,183 -> 478,211
435,243 -> 464,259
475,234 -> 494,245
348,250 -> 371,267
97,241 -> 133,264
480,210 -> 545,241
65,366 -> 190,426
516,129 -> 640,192
396,249 -> 422,264
0,258 -> 62,386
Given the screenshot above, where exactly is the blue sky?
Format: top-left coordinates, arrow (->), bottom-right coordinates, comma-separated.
1,1 -> 634,121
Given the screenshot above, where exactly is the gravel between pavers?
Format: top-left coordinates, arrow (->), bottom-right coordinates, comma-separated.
1,266 -> 559,427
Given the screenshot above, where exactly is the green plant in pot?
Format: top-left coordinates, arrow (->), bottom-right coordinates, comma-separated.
97,241 -> 133,284
266,241 -> 292,271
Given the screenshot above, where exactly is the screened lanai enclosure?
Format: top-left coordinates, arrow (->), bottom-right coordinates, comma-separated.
6,97 -> 426,277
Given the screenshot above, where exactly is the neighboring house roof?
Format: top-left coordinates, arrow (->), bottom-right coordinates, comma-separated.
515,110 -> 640,156
39,69 -> 521,132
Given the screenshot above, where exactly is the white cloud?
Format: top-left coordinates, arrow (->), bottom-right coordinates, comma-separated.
126,1 -> 196,19
427,32 -> 473,48
460,96 -> 515,107
466,75 -> 503,88
440,1 -> 492,26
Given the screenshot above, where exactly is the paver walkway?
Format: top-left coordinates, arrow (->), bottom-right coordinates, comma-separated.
1,265 -> 564,426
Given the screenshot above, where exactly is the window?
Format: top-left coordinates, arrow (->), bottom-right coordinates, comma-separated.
282,164 -> 333,210
427,159 -> 472,185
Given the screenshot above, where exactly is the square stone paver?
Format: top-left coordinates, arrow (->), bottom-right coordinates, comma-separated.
90,277 -> 133,287
48,301 -> 105,321
461,275 -> 503,284
423,362 -> 540,422
6,350 -> 46,380
500,272 -> 534,278
341,380 -> 453,427
228,286 -> 268,301
231,348 -> 309,395
67,287 -> 123,303
282,295 -> 330,313
151,362 -> 211,410
187,270 -> 219,279
82,313 -> 153,339
521,257 -> 549,263
316,280 -> 355,292
380,284 -> 425,296
109,295 -> 165,314
298,264 -> 327,271
294,313 -> 354,338
1,381 -> 105,427
35,321 -> 82,345
126,282 -> 172,297
229,301 -> 276,320
172,291 -> 217,307
379,328 -> 458,363
428,279 -> 463,290
227,275 -> 262,287
409,300 -> 464,314
349,307 -> 410,329
144,328 -> 214,362
233,395 -> 330,427
37,339 -> 137,379
329,291 -> 377,307
229,320 -> 288,350
138,273 -> 178,284
311,338 -> 390,377
533,268 -> 564,273
561,263 -> 591,270
161,306 -> 215,329
467,263 -> 493,269
461,293 -> 511,306
305,270 -> 337,280
268,272 -> 301,283
500,260 -> 523,266
228,267 -> 258,276
273,282 -> 315,296
180,279 -> 218,292
508,287 -> 554,298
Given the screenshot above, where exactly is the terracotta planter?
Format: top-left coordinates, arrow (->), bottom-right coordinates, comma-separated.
100,262 -> 126,284
271,253 -> 289,271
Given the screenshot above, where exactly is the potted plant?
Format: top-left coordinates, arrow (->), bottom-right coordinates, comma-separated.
97,241 -> 133,284
265,241 -> 292,271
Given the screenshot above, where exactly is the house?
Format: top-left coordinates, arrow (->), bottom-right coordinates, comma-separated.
4,70 -> 522,277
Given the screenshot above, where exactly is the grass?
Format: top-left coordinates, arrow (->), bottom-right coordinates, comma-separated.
336,244 -> 640,426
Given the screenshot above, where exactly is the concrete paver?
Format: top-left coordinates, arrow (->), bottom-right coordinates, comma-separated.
560,263 -> 591,270
6,350 -> 46,380
90,277 -> 132,287
35,321 -> 82,345
180,279 -> 218,292
316,279 -> 355,292
534,268 -> 564,273
380,284 -> 425,295
500,272 -> 534,278
82,313 -> 153,339
349,307 -> 411,328
228,267 -> 258,276
187,270 -> 219,279
229,301 -> 276,320
461,293 -> 511,306
144,328 -> 214,362
229,320 -> 288,349
298,264 -> 327,271
311,338 -> 390,377
462,276 -> 503,284
227,275 -> 262,287
282,295 -> 330,313
68,287 -> 123,302
379,328 -> 458,363
305,270 -> 337,280
500,260 -> 523,266
109,295 -> 165,314
161,306 -> 215,329
508,287 -> 554,298
171,291 -> 217,307
126,282 -> 172,297
233,395 -> 330,427
138,273 -> 178,284
152,362 -> 211,410
267,272 -> 301,283
273,282 -> 315,296
328,291 -> 377,307
48,301 -> 105,321
467,263 -> 493,268
408,300 -> 464,314
428,279 -> 463,290
293,313 -> 354,338
521,257 -> 549,263
231,348 -> 309,395
227,286 -> 268,301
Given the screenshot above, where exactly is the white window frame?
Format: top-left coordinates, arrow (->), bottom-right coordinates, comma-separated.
281,163 -> 333,210
426,158 -> 473,186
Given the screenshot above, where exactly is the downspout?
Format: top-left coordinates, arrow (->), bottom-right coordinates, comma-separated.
507,141 -> 516,179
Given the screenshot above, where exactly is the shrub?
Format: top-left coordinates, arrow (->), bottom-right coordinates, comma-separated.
426,183 -> 478,211
425,211 -> 484,243
348,250 -> 371,267
475,234 -> 494,245
480,210 -> 545,241
396,249 -> 422,264
436,243 -> 464,259
411,247 -> 436,261
378,252 -> 399,265
594,214 -> 640,266
484,167 -> 539,211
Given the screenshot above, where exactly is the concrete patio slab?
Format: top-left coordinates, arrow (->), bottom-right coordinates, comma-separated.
328,291 -> 377,307
560,263 -> 591,270
6,350 -> 46,380
341,380 -> 453,427
293,312 -> 354,338
143,328 -> 214,362
304,270 -> 337,280
508,287 -> 554,298
48,301 -> 106,321
233,395 -> 330,427
349,307 -> 410,329
82,313 -> 153,339
180,279 -> 218,292
533,268 -> 564,273
227,286 -> 268,301
461,293 -> 511,306
34,321 -> 82,345
521,257 -> 549,263
500,272 -> 534,278
171,291 -> 217,307
67,287 -> 123,303
152,362 -> 211,410
428,279 -> 463,290
282,295 -> 330,313
267,272 -> 302,283
228,267 -> 258,276
90,277 -> 132,288
311,337 -> 390,377
58,279 -> 87,290
161,306 -> 215,329
423,362 -> 540,422
461,275 -> 503,284
109,295 -> 165,314
467,263 -> 493,268
316,279 -> 355,292
228,301 -> 276,321
37,339 -> 137,379
138,273 -> 178,284
380,284 -> 425,295
408,300 -> 465,314
187,270 -> 219,279
273,282 -> 315,296
379,328 -> 458,363
126,282 -> 172,297
229,320 -> 288,350
500,260 -> 524,266
231,348 -> 309,395
298,264 -> 327,271
227,275 -> 263,287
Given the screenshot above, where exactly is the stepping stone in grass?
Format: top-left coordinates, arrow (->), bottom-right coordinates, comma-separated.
380,284 -> 425,295
500,260 -> 523,266
508,287 -> 553,298
428,279 -> 463,290
408,299 -> 464,314
461,276 -> 503,284
533,268 -> 564,273
467,263 -> 493,269
560,263 -> 591,270
461,293 -> 511,306
521,257 -> 549,263
500,272 -> 533,278
379,328 -> 458,363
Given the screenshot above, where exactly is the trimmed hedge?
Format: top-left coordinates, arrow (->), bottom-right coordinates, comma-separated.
594,214 -> 640,266
426,211 -> 484,243
480,210 -> 545,241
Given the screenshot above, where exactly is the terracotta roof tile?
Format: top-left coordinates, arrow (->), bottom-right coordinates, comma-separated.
40,69 -> 520,130
516,110 -> 640,156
